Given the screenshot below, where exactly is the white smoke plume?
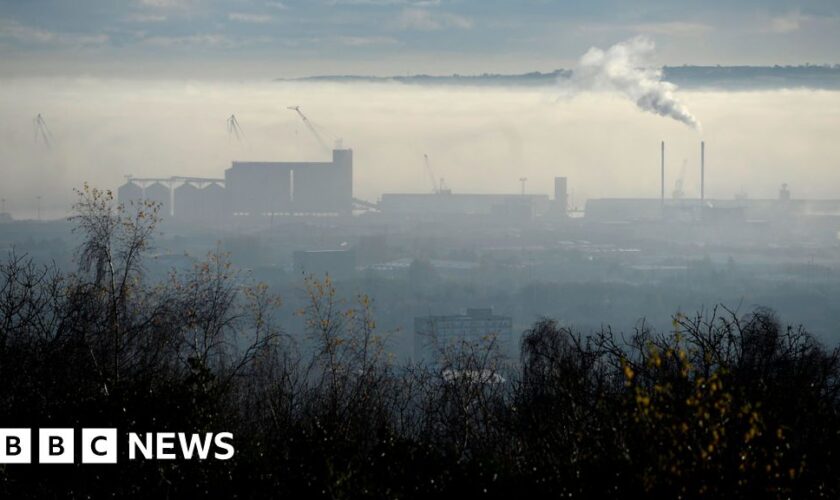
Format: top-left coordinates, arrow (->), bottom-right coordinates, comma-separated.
573,36 -> 701,130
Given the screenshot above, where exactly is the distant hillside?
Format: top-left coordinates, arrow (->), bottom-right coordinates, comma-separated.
663,65 -> 840,89
282,69 -> 571,87
280,65 -> 840,90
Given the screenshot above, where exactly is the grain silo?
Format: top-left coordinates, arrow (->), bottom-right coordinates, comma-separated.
200,183 -> 228,224
174,182 -> 201,221
144,182 -> 171,218
117,181 -> 143,209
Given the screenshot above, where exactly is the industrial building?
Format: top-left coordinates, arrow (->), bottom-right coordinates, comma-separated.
226,149 -> 353,216
584,196 -> 840,223
380,193 -> 550,218
414,308 -> 513,364
378,174 -> 569,220
117,148 -> 353,222
583,141 -> 840,223
562,140 -> 807,223
144,182 -> 171,217
117,181 -> 143,208
118,177 -> 224,222
173,182 -> 227,224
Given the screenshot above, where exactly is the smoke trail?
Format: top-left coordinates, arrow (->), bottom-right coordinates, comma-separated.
573,36 -> 701,130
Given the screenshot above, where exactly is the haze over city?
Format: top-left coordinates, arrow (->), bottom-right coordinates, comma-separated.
1,1 -> 840,497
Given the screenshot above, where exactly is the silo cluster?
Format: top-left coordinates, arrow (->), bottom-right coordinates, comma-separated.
174,182 -> 228,224
117,179 -> 228,224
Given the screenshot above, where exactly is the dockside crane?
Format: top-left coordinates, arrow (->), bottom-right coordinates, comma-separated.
423,154 -> 439,194
423,154 -> 450,195
34,114 -> 52,148
226,114 -> 244,141
287,106 -> 334,153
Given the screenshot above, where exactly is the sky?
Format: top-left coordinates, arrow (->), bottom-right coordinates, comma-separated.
1,0 -> 839,78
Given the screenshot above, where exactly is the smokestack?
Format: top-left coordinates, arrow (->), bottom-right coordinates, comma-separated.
700,141 -> 705,202
660,141 -> 665,208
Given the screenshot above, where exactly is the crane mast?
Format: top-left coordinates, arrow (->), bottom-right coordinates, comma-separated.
288,106 -> 331,153
423,154 -> 439,194
226,114 -> 244,141
34,113 -> 52,148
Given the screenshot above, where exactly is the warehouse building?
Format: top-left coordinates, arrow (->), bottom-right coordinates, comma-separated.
226,149 -> 353,216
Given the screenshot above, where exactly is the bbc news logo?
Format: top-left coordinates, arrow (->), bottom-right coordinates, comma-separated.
0,429 -> 234,464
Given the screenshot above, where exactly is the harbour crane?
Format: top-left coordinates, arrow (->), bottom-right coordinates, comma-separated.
287,106 -> 332,153
226,114 -> 244,141
423,154 -> 439,194
423,154 -> 450,195
34,114 -> 52,148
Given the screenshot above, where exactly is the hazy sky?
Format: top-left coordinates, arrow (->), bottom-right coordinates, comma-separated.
2,78 -> 839,219
1,0 -> 839,78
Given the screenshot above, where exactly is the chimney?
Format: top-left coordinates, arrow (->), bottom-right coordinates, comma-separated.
700,141 -> 705,202
660,141 -> 665,208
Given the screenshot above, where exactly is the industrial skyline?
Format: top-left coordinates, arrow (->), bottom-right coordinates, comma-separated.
3,2 -> 840,497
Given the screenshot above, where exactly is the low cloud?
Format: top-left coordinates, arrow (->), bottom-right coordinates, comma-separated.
580,21 -> 713,38
126,13 -> 168,23
338,35 -> 400,46
137,0 -> 191,8
397,8 -> 472,31
630,22 -> 713,37
228,13 -> 274,24
141,34 -> 239,48
329,0 -> 441,5
0,20 -> 109,47
767,10 -> 806,34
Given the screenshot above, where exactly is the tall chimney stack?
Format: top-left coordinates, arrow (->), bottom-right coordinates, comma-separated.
700,141 -> 705,202
660,141 -> 665,208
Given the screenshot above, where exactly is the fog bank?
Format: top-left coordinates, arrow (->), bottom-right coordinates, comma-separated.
1,78 -> 839,218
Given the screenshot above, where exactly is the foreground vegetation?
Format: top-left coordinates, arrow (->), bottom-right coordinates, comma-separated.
0,186 -> 838,498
